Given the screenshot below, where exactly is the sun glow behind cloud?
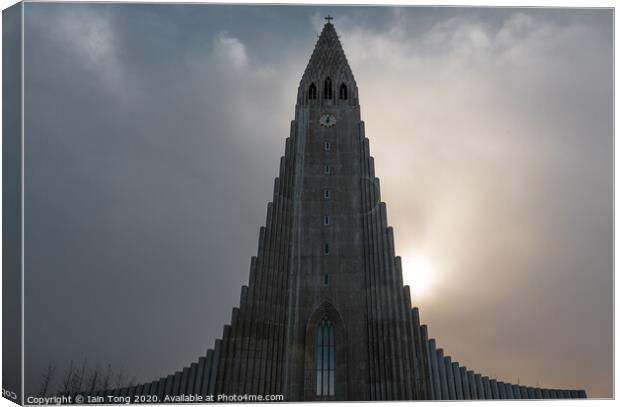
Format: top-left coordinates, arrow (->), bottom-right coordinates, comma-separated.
401,252 -> 435,298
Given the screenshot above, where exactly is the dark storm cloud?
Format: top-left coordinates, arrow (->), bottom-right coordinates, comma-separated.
22,3 -> 612,398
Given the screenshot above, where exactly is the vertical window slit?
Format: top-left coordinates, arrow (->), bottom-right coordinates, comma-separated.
308,83 -> 317,100
316,319 -> 336,397
339,83 -> 348,100
324,77 -> 333,99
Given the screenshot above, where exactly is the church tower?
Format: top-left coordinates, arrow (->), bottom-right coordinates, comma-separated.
82,18 -> 587,403
209,18 -> 429,401
281,17 -> 426,400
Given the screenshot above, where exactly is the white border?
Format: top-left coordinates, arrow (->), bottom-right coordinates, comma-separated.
0,2 -> 615,407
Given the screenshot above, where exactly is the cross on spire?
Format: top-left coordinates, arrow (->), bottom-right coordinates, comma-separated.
325,15 -> 334,23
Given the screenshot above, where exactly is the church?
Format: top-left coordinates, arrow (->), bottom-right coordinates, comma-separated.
91,18 -> 586,402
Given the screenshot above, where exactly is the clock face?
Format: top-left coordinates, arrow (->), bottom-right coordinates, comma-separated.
319,113 -> 337,128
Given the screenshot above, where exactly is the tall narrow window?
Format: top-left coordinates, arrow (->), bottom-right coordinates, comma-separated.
339,83 -> 348,100
324,165 -> 331,175
324,77 -> 333,99
324,215 -> 330,226
315,318 -> 335,397
324,142 -> 331,151
308,83 -> 317,100
324,243 -> 330,255
324,189 -> 330,199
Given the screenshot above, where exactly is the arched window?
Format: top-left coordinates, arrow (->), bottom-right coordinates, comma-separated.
315,318 -> 335,397
308,83 -> 317,100
324,77 -> 333,99
339,83 -> 348,100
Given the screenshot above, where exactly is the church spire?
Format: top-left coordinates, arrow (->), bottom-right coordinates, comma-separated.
298,17 -> 358,105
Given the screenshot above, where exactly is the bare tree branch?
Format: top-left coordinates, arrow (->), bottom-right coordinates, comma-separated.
87,364 -> 101,394
39,363 -> 56,397
59,360 -> 74,394
101,364 -> 113,392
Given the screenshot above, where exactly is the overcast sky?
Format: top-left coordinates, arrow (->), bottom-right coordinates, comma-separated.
23,3 -> 612,398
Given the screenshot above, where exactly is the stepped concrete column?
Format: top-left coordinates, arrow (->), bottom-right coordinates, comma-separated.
474,374 -> 484,399
444,356 -> 456,400
490,379 -> 499,399
436,349 -> 449,400
147,382 -> 156,397
428,340 -> 442,399
482,377 -> 492,399
505,382 -> 514,399
497,382 -> 506,399
180,367 -> 189,395
451,363 -> 463,400
459,367 -> 470,400
467,371 -> 477,399
163,375 -> 174,399
187,363 -> 197,395
172,372 -> 182,396
420,325 -> 434,399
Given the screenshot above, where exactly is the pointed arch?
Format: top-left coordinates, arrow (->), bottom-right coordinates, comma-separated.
304,301 -> 348,400
308,83 -> 317,100
339,83 -> 348,100
324,77 -> 333,99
